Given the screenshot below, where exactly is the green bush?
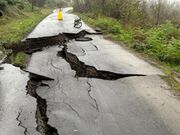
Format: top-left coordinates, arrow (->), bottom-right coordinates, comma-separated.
0,0 -> 31,11
94,18 -> 110,31
145,21 -> 180,65
16,2 -> 24,10
92,16 -> 121,33
115,27 -> 134,44
109,25 -> 121,34
6,0 -> 14,5
11,52 -> 27,68
0,0 -> 7,10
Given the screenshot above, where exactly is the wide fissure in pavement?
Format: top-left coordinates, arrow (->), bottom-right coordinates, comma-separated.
26,73 -> 59,135
57,44 -> 146,80
4,34 -> 65,54
63,30 -> 102,39
3,30 -> 100,55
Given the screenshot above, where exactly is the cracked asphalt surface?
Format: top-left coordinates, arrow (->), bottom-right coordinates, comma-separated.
0,8 -> 180,135
0,64 -> 40,135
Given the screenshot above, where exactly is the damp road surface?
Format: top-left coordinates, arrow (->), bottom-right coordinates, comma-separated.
1,8 -> 180,135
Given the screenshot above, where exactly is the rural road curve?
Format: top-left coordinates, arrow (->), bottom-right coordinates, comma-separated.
0,8 -> 180,135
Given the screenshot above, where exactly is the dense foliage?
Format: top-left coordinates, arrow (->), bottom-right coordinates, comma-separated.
0,0 -> 31,10
74,0 -> 180,26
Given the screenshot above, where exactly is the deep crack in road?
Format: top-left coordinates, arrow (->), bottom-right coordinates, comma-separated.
57,44 -> 146,80
26,74 -> 59,135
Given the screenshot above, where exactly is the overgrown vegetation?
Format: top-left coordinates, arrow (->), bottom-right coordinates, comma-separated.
10,52 -> 28,68
0,9 -> 50,43
0,0 -> 32,11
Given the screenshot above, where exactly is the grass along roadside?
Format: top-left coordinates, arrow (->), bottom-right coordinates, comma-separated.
0,9 -> 51,68
79,13 -> 180,92
0,9 -> 50,43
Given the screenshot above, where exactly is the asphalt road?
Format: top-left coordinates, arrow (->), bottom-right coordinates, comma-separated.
0,8 -> 180,135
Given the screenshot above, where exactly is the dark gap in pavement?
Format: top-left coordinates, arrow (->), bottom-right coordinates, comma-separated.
3,29 -> 101,58
26,73 -> 59,135
63,30 -> 87,39
23,70 -> 54,81
4,34 -> 66,54
75,37 -> 93,41
63,30 -> 102,40
57,44 -> 146,80
0,67 -> 4,70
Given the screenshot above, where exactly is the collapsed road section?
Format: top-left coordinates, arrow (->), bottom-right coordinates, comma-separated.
7,28 -> 157,134
0,29 -> 169,135
0,29 -> 99,134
